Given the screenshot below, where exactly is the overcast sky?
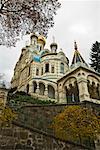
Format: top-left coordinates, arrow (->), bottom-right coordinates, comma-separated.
0,0 -> 100,83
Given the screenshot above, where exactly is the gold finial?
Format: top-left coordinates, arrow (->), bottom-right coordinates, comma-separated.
74,41 -> 78,50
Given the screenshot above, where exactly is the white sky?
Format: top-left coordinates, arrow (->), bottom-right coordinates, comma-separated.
0,0 -> 100,82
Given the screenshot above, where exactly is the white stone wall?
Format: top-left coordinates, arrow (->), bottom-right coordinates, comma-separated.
58,67 -> 100,104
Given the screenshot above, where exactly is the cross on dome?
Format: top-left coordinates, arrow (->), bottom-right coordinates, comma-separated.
74,41 -> 78,50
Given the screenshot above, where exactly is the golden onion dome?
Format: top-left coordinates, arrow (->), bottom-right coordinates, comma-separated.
38,35 -> 46,46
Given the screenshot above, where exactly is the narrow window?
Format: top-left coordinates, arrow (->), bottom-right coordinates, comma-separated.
26,84 -> 29,94
37,45 -> 39,50
28,66 -> 31,76
51,65 -> 55,73
40,46 -> 42,51
36,68 -> 39,76
60,63 -> 64,73
45,63 -> 49,73
41,67 -> 43,75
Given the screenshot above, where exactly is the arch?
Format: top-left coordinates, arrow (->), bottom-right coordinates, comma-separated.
26,84 -> 29,94
63,77 -> 77,87
33,81 -> 37,93
63,77 -> 79,104
39,82 -> 45,95
65,82 -> 79,104
87,75 -> 100,100
48,85 -> 55,99
60,62 -> 64,73
87,75 -> 99,84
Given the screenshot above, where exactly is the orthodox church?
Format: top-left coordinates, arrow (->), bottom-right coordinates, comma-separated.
11,34 -> 100,104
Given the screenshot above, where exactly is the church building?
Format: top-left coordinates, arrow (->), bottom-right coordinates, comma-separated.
11,34 -> 100,104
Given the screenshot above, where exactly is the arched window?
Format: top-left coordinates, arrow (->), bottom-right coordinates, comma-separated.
36,68 -> 39,76
88,81 -> 100,99
60,63 -> 64,73
45,63 -> 49,73
65,82 -> 79,104
48,85 -> 55,99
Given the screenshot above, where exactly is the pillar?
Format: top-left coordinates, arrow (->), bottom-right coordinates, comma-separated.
77,78 -> 90,102
44,84 -> 48,96
36,82 -> 40,94
58,88 -> 66,103
55,91 -> 58,100
29,82 -> 33,94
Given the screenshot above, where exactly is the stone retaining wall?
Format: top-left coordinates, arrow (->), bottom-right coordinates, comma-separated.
0,124 -> 90,150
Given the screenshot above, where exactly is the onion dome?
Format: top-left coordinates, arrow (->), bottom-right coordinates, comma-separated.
30,33 -> 38,45
30,33 -> 38,39
33,55 -> 41,62
50,42 -> 58,50
38,35 -> 46,46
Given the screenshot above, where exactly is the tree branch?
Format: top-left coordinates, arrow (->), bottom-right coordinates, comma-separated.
2,0 -> 9,6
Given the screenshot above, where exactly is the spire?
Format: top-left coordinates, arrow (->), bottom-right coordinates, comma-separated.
74,41 -> 78,50
71,41 -> 88,67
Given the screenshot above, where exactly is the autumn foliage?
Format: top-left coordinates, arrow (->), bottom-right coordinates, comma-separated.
0,0 -> 61,47
0,102 -> 17,127
52,105 -> 100,142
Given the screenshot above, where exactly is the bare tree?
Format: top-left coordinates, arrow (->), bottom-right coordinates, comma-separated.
0,0 -> 61,47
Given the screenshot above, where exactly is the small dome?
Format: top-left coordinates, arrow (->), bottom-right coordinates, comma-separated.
38,36 -> 46,46
50,42 -> 58,49
33,55 -> 41,62
30,33 -> 38,39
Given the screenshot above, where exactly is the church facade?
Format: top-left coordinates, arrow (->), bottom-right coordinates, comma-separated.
11,34 -> 100,104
